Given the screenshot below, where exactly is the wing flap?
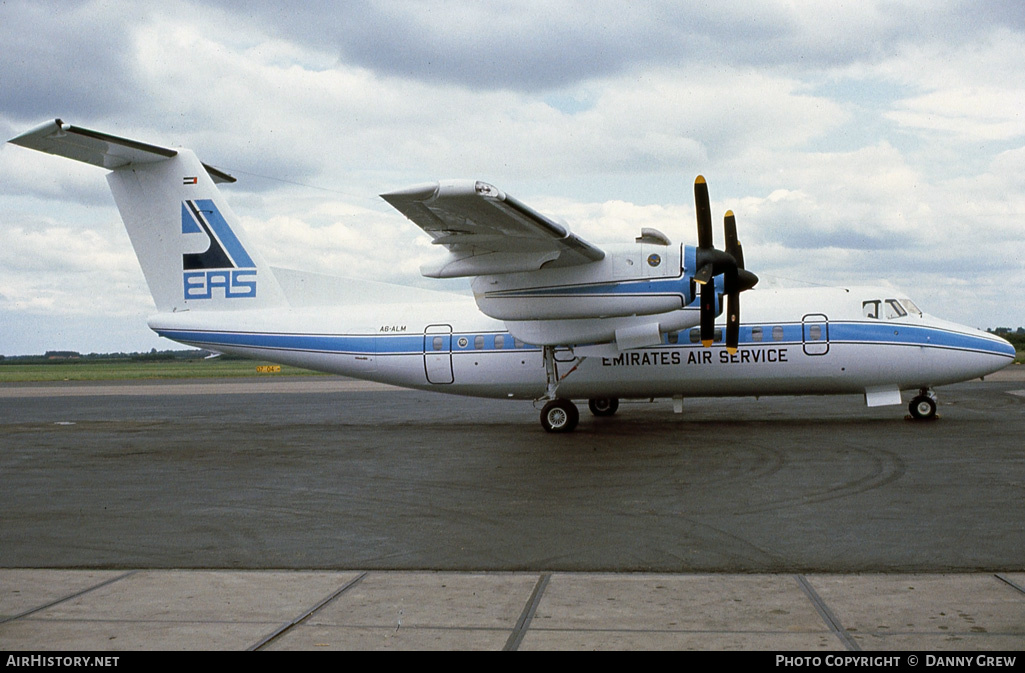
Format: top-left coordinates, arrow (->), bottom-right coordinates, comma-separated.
381,179 -> 604,277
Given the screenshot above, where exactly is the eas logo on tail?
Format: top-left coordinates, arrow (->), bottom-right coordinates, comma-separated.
181,199 -> 257,300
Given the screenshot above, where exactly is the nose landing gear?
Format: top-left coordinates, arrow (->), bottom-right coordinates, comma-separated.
908,389 -> 938,420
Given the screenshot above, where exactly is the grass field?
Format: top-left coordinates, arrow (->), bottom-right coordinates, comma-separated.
0,359 -> 325,382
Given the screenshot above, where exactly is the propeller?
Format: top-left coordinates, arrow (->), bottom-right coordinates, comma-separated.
692,176 -> 758,353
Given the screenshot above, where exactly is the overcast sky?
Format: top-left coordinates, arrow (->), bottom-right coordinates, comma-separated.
1,0 -> 1023,355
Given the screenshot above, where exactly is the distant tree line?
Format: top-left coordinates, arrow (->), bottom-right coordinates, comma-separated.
0,349 -> 246,364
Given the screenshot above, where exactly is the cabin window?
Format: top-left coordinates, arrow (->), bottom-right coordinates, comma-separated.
808,324 -> 822,340
514,338 -> 525,349
772,325 -> 784,341
495,335 -> 505,349
667,331 -> 679,344
688,328 -> 722,343
432,337 -> 444,351
863,300 -> 880,319
752,326 -> 763,342
474,335 -> 484,350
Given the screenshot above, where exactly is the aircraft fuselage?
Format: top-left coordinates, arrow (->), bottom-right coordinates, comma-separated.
150,284 -> 1014,404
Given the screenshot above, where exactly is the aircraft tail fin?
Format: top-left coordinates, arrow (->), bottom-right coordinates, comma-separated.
8,119 -> 286,312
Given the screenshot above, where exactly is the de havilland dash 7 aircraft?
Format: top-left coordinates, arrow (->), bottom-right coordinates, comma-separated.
8,120 -> 1016,432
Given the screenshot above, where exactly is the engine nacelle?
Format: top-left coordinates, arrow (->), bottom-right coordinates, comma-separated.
504,307 -> 704,349
471,244 -> 691,321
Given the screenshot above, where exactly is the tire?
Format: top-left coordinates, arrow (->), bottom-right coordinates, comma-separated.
588,397 -> 620,417
541,399 -> 579,433
909,395 -> 937,420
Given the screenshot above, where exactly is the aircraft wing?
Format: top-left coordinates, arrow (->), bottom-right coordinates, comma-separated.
381,180 -> 605,278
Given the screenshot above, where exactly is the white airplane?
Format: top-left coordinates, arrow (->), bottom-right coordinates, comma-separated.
8,120 -> 1015,432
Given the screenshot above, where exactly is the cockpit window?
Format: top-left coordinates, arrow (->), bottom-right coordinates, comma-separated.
900,299 -> 922,317
884,299 -> 907,319
865,297 -> 922,320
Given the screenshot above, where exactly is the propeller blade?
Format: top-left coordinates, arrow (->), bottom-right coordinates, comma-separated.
734,240 -> 746,270
725,267 -> 740,354
694,176 -> 712,250
700,280 -> 715,347
693,263 -> 714,285
725,208 -> 755,288
726,301 -> 739,353
724,210 -> 739,259
724,210 -> 749,270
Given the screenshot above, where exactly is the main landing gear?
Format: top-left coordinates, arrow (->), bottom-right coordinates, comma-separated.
540,397 -> 622,432
588,397 -> 620,417
538,346 -> 574,433
537,345 -> 621,432
908,388 -> 938,420
540,398 -> 579,433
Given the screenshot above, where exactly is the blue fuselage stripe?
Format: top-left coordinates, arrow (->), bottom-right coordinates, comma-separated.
155,321 -> 1014,358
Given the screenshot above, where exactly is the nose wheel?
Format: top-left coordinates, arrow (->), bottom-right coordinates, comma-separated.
908,390 -> 938,420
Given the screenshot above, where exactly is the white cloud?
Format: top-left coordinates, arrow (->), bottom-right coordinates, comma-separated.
0,219 -> 152,319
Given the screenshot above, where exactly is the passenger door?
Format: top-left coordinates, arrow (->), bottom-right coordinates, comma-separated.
802,314 -> 830,356
423,324 -> 454,384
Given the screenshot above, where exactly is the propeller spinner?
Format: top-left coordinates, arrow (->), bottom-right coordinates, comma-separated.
692,176 -> 758,353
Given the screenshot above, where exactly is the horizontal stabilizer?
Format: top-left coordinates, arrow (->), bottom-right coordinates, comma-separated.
8,119 -> 234,183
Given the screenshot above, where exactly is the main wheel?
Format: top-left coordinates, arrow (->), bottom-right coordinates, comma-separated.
909,395 -> 937,420
588,397 -> 620,417
540,399 -> 579,433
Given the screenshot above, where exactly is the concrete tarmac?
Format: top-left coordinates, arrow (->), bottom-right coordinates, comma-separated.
3,570 -> 1024,651
2,368 -> 1024,650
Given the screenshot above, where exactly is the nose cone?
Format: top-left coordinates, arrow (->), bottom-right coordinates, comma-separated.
958,326 -> 1016,379
914,318 -> 1016,385
986,331 -> 1018,361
